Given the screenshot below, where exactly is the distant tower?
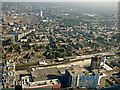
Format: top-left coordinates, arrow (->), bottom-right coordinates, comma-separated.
11,36 -> 15,44
90,55 -> 102,70
40,10 -> 43,17
103,56 -> 107,66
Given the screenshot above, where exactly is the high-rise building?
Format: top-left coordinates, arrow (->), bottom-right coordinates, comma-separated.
65,66 -> 100,88
2,59 -> 15,88
90,55 -> 102,70
102,56 -> 107,66
11,36 -> 15,44
40,10 -> 43,17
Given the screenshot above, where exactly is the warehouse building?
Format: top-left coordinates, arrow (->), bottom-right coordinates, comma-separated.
20,67 -> 62,90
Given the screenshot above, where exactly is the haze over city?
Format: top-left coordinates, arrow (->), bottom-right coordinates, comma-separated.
1,1 -> 120,90
1,0 -> 120,2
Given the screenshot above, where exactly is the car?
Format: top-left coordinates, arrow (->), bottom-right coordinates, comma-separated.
80,54 -> 83,56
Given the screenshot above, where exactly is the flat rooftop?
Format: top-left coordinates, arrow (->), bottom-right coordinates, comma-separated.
31,67 -> 61,81
58,68 -> 65,74
101,62 -> 113,70
22,79 -> 60,89
66,66 -> 89,76
15,70 -> 29,81
111,61 -> 120,68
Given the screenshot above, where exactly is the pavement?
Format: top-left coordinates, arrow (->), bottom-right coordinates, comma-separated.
45,59 -> 91,69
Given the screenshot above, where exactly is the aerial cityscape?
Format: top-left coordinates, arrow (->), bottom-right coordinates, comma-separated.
1,2 -> 120,89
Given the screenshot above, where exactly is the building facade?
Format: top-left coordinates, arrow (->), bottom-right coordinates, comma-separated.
2,59 -> 15,88
65,66 -> 100,88
21,76 -> 61,90
90,55 -> 102,70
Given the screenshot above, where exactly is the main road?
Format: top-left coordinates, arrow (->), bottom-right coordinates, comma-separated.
31,51 -> 116,69
16,51 -> 117,70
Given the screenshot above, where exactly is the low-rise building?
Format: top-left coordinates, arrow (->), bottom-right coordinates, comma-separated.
31,67 -> 61,81
21,77 -> 61,90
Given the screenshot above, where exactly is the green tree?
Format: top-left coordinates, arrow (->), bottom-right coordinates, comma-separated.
31,52 -> 35,56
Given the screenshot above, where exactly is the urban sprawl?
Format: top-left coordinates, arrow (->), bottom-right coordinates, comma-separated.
1,2 -> 120,89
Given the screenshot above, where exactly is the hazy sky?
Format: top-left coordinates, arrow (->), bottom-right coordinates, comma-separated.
2,0 -> 120,2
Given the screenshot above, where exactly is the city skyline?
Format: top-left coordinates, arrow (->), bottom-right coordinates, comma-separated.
1,0 -> 120,2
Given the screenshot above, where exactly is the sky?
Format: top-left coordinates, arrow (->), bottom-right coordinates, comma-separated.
1,0 -> 120,2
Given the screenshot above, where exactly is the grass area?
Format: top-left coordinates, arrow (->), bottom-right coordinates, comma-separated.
27,69 -> 31,74
91,23 -> 100,25
15,58 -> 24,61
36,55 -> 45,58
15,62 -> 38,71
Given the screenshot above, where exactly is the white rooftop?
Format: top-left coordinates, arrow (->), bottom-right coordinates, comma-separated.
101,62 -> 113,70
22,79 -> 60,89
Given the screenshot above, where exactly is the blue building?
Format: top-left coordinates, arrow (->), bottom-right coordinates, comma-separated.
65,66 -> 100,88
78,72 -> 100,88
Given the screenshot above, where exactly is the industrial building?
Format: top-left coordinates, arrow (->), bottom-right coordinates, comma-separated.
21,78 -> 61,90
65,66 -> 100,88
100,62 -> 113,71
20,67 -> 61,90
31,67 -> 61,81
110,61 -> 120,68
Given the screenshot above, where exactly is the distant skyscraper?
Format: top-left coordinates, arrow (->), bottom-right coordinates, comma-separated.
103,56 -> 107,66
11,36 -> 15,44
40,10 -> 43,17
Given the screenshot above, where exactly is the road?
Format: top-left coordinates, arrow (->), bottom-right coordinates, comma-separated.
17,51 -> 117,70
48,59 -> 91,68
64,51 -> 115,62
